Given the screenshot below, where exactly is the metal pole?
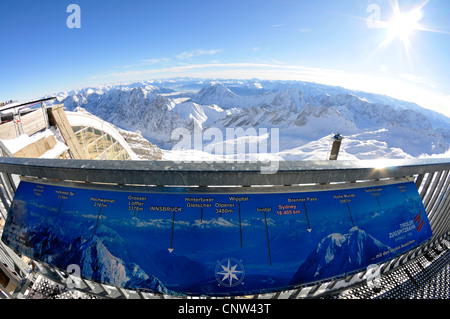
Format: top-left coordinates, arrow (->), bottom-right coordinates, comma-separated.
16,111 -> 23,135
329,133 -> 343,161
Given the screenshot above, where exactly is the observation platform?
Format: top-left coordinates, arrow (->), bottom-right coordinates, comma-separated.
0,98 -> 448,299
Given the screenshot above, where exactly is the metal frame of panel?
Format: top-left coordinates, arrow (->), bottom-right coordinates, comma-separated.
0,157 -> 448,299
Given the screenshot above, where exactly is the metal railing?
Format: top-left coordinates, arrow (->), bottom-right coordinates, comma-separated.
0,157 -> 449,299
0,98 -> 54,140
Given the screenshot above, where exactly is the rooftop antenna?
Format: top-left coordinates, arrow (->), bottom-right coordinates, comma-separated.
328,132 -> 344,160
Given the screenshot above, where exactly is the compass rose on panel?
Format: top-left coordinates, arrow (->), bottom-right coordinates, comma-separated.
215,258 -> 245,287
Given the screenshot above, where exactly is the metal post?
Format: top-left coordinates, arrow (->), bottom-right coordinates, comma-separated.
16,111 -> 24,136
329,133 -> 343,160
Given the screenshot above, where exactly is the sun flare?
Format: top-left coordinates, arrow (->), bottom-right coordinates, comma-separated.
371,1 -> 429,61
387,9 -> 423,41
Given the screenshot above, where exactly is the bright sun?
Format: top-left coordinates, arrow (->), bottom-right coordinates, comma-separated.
374,3 -> 427,58
387,9 -> 423,41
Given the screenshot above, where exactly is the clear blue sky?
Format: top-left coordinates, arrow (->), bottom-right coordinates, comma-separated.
1,0 -> 450,116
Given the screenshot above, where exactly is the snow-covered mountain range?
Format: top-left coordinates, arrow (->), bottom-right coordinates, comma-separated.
290,226 -> 390,284
49,78 -> 450,161
3,211 -> 172,294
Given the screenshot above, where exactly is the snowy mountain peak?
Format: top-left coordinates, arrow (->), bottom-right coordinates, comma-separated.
290,227 -> 390,284
266,87 -> 305,113
192,82 -> 242,109
206,81 -> 236,95
25,221 -> 171,294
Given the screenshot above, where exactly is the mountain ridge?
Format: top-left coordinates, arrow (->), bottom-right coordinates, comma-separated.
49,78 -> 450,159
289,226 -> 391,285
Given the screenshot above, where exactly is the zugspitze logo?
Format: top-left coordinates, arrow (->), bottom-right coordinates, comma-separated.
215,258 -> 245,287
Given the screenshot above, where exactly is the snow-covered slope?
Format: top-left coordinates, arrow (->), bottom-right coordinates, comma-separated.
50,78 -> 450,160
23,219 -> 171,293
290,227 -> 390,284
192,81 -> 244,109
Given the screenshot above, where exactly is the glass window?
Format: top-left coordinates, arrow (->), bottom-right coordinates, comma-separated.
71,125 -> 132,161
72,126 -> 83,134
88,142 -> 98,159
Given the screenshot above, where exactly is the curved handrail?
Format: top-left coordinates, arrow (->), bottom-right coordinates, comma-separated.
0,157 -> 448,186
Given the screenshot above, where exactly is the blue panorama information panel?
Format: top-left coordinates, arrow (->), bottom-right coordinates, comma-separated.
2,179 -> 432,296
